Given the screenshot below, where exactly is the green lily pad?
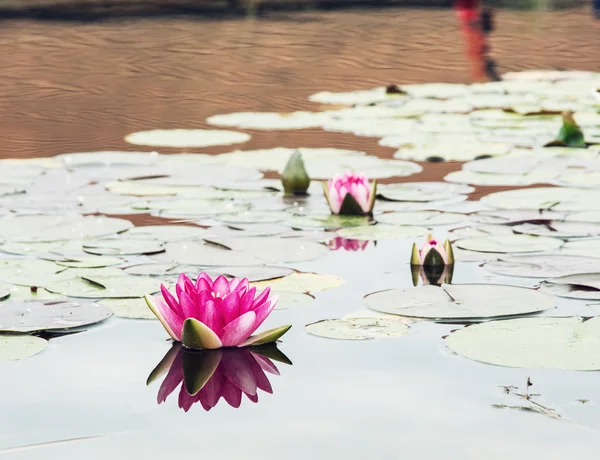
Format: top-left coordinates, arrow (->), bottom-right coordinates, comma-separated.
364,284 -> 555,321
124,129 -> 250,148
336,224 -> 428,241
482,187 -> 600,212
82,239 -> 165,256
0,299 -> 112,332
0,335 -> 48,362
46,275 -> 159,299
207,111 -> 327,130
377,182 -> 473,202
0,285 -> 60,301
100,298 -> 156,319
215,211 -> 291,225
444,169 -> 555,187
122,225 -> 207,241
272,291 -> 314,310
153,241 -> 263,266
308,87 -> 397,105
288,214 -> 372,230
53,255 -> 123,269
305,317 -> 409,340
142,200 -> 250,219
446,316 -> 600,370
376,211 -> 466,226
124,264 -> 292,283
56,150 -> 159,167
484,255 -> 600,278
251,272 -> 344,293
512,221 -> 600,238
203,236 -> 328,264
470,209 -> 567,225
454,235 -> 563,254
0,239 -> 84,256
450,225 -> 513,238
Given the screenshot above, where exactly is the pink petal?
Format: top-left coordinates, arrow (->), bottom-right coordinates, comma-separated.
238,287 -> 256,315
219,310 -> 257,346
246,393 -> 259,403
213,275 -> 230,297
252,287 -> 271,310
196,277 -> 212,294
220,349 -> 259,396
177,273 -> 194,295
251,353 -> 280,376
203,299 -> 221,332
251,299 -> 276,332
220,290 -> 240,325
178,384 -> 197,412
157,350 -> 184,404
198,367 -> 225,410
220,378 -> 243,408
175,285 -> 195,319
435,243 -> 449,264
155,297 -> 184,340
352,183 -> 370,212
160,284 -> 180,314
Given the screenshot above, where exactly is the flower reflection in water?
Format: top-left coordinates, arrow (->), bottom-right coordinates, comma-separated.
327,237 -> 369,252
410,264 -> 454,287
148,343 -> 292,412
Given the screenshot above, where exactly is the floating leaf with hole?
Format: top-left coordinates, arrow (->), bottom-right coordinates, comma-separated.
484,255 -> 600,278
454,235 -> 563,254
251,272 -> 344,294
377,182 -> 473,202
364,284 -> 554,321
52,255 -> 123,269
214,211 -> 291,225
0,335 -> 48,362
446,316 -> 600,370
0,299 -> 112,332
305,317 -> 409,340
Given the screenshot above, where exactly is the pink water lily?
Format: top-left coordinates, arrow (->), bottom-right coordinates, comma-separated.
151,344 -> 290,412
324,172 -> 376,215
145,273 -> 291,350
327,237 -> 369,252
411,234 -> 455,267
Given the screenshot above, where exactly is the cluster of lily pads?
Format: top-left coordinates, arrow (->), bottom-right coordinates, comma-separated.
1,70 -> 600,389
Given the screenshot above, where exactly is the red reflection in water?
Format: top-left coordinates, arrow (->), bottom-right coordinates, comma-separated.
327,237 -> 369,252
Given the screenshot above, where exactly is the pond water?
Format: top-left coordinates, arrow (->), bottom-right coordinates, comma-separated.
1,4 -> 600,459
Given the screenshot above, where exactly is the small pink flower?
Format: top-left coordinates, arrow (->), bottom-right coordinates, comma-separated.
327,237 -> 369,252
324,172 -> 376,215
411,234 -> 454,267
145,273 -> 291,349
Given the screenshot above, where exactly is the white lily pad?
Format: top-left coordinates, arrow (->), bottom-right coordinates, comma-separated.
450,225 -> 513,238
124,129 -> 250,148
153,240 -> 263,266
82,239 -> 165,256
272,291 -> 314,310
484,255 -> 600,278
376,211 -> 466,226
446,316 -> 600,370
0,299 -> 112,332
52,255 -> 123,269
540,273 -> 600,300
288,214 -> 372,230
454,235 -> 563,254
251,272 -> 344,293
444,169 -> 555,186
207,111 -> 328,130
100,298 -> 155,319
308,87 -> 400,106
565,211 -> 600,223
0,335 -> 48,362
364,284 -> 554,320
512,221 -> 600,238
377,182 -> 473,202
561,239 -> 600,257
214,211 -> 291,225
305,317 -> 409,340
124,225 -> 206,241
336,224 -> 428,241
470,210 -> 567,225
46,275 -> 159,299
482,187 -> 600,212
204,236 -> 328,264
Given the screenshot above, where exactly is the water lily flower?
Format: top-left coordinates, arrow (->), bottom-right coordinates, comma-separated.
281,150 -> 311,195
411,234 -> 455,267
145,273 -> 291,350
324,172 -> 376,216
411,264 -> 454,287
148,343 -> 291,412
327,237 -> 369,252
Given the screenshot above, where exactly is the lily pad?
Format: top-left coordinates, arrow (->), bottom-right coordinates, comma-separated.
512,221 -> 600,238
444,170 -> 555,187
445,316 -> 600,370
215,211 -> 291,225
561,239 -> 600,257
540,273 -> 600,300
123,225 -> 206,241
482,187 -> 600,212
53,255 -> 123,269
377,182 -> 473,202
0,299 -> 112,332
470,210 -> 567,225
100,298 -> 156,319
454,235 -> 563,254
376,211 -> 466,226
364,284 -> 554,321
153,241 -> 263,266
272,291 -> 314,310
450,225 -> 513,238
251,272 -> 344,294
124,129 -> 250,148
0,335 -> 48,362
288,214 -> 372,230
46,275 -> 159,299
305,317 -> 409,340
82,239 -> 165,256
484,255 -> 600,278
336,224 -> 428,241
207,111 -> 328,130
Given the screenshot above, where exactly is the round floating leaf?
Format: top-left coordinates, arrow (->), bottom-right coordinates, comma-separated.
541,273 -> 600,300
123,225 -> 206,241
444,169 -> 555,187
484,255 -> 600,278
305,317 -> 409,340
82,239 -> 165,256
0,335 -> 48,362
215,211 -> 291,225
561,239 -> 600,257
53,255 -> 123,269
0,240 -> 84,256
377,182 -> 472,202
336,224 -> 428,241
153,241 -> 263,266
376,211 -> 466,226
470,209 -> 567,225
203,236 -> 328,264
100,298 -> 155,319
288,214 -> 372,230
450,225 -> 513,238
125,264 -> 293,282
454,235 -> 563,254
207,111 -> 328,130
364,284 -> 554,321
124,129 -> 250,148
446,316 -> 600,370
272,291 -> 314,310
566,211 -> 600,223
308,87 -> 397,105
482,187 -> 600,212
56,150 -> 159,167
251,272 -> 344,293
0,299 -> 112,332
512,221 -> 600,238
46,275 -> 159,299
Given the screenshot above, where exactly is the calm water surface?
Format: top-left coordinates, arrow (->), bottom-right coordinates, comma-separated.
1,6 -> 600,459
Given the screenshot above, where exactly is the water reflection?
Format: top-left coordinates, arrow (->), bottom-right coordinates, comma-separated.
148,344 -> 292,412
411,264 -> 454,287
327,237 -> 369,252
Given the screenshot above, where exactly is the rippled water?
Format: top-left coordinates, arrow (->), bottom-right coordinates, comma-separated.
1,5 -> 600,459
